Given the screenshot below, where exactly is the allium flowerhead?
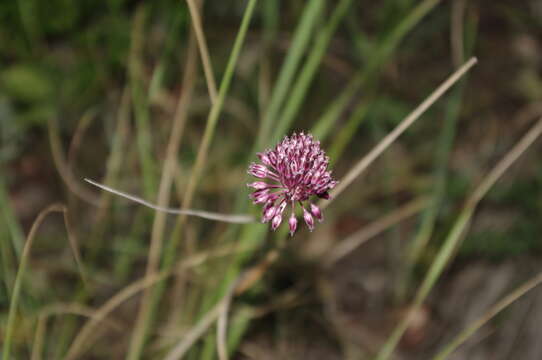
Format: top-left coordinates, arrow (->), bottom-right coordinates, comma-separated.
248,132 -> 338,235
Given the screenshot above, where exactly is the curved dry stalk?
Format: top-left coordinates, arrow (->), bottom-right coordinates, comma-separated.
84,178 -> 254,223
432,271 -> 542,360
61,208 -> 87,287
323,57 -> 478,210
3,204 -> 85,360
48,119 -> 101,206
186,0 -> 218,102
63,245 -> 248,360
67,109 -> 97,172
325,197 -> 428,266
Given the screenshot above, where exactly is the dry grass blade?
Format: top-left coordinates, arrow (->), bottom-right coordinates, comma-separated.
31,315 -> 47,360
325,197 -> 428,266
48,119 -> 101,206
61,209 -> 87,287
375,117 -> 542,360
67,109 -> 96,171
65,271 -> 173,360
64,245 -> 248,360
164,301 -> 225,360
186,0 -> 218,102
468,117 -> 542,206
3,204 -> 84,360
432,271 -> 542,360
84,178 -> 254,223
217,290 -> 234,360
323,57 -> 478,210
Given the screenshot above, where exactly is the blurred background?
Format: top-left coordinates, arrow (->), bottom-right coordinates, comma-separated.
1,0 -> 542,359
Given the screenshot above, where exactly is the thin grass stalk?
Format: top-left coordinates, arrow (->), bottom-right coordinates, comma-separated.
0,216 -> 15,297
256,0 -> 324,149
164,301 -> 226,360
186,0 -> 218,102
432,271 -> 542,360
31,315 -> 46,360
257,0 -> 279,113
90,88 -> 132,262
48,118 -> 100,206
0,176 -> 24,258
85,179 -> 254,223
164,273 -> 239,360
327,97 -> 372,161
216,287 -> 234,360
324,57 -> 478,210
61,208 -> 87,287
130,4 -> 157,198
374,117 -> 542,360
270,0 -> 354,144
0,175 -> 24,297
113,208 -> 148,280
127,2 -> 259,358
125,10 -> 200,359
67,109 -> 96,170
148,9 -> 187,101
3,204 -> 63,360
325,197 -> 428,266
95,88 -> 131,221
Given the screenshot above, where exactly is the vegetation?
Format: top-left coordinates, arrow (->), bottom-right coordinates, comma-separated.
1,1 -> 542,359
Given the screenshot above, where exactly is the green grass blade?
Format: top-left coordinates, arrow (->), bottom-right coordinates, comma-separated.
256,0 -> 325,149
270,0 -> 354,143
129,5 -> 157,198
311,0 -> 441,144
0,176 -> 24,258
3,205 -> 62,360
327,98 -> 372,161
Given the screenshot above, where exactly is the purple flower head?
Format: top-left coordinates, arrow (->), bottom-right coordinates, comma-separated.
248,132 -> 338,235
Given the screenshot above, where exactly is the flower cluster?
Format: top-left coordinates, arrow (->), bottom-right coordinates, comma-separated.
248,132 -> 338,235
